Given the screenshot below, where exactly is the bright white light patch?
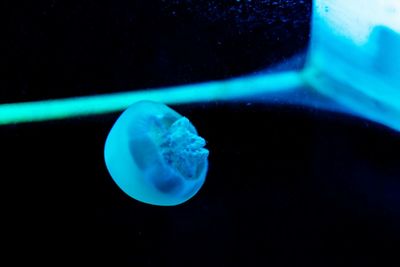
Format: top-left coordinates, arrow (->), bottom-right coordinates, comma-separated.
316,0 -> 400,44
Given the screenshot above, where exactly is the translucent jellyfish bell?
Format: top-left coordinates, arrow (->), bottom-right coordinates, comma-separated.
104,101 -> 209,206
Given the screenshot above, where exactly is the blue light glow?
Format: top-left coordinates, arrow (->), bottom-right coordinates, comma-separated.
306,0 -> 400,132
0,71 -> 303,125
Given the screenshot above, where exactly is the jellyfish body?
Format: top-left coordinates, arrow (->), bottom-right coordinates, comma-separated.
104,101 -> 209,206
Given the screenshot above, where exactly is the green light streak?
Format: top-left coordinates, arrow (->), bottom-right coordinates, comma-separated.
0,71 -> 304,125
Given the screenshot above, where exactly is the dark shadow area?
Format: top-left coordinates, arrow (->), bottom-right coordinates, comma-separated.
2,0 -> 310,103
1,103 -> 399,266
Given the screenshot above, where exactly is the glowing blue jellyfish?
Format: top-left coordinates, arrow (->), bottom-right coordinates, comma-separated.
104,101 -> 209,206
1,2 -> 400,210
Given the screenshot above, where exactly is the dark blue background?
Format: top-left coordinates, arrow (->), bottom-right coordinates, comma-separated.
2,1 -> 400,266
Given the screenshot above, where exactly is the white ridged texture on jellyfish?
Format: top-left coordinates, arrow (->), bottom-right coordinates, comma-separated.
104,101 -> 209,206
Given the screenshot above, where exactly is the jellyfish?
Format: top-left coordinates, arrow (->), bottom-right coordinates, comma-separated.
104,101 -> 209,206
